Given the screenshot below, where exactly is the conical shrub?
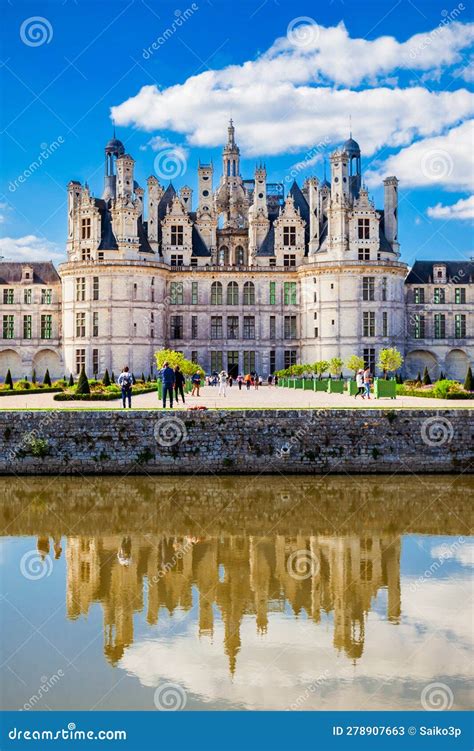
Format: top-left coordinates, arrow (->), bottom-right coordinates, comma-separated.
422,366 -> 431,385
102,369 -> 111,387
464,366 -> 473,392
43,369 -> 52,387
76,366 -> 90,395
5,369 -> 13,389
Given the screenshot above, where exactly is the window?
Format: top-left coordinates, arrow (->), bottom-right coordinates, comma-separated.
243,316 -> 255,339
76,277 -> 85,301
358,218 -> 370,239
381,277 -> 387,301
41,314 -> 52,339
269,281 -> 276,305
284,281 -> 297,305
81,217 -> 91,239
81,248 -> 91,261
75,349 -> 86,374
191,281 -> 198,305
92,349 -> 99,375
382,311 -> 388,337
284,350 -> 297,369
218,246 -> 229,265
24,289 -> 32,304
363,348 -> 375,372
313,291 -> 317,303
363,311 -> 375,337
190,258 -> 198,267
243,351 -> 256,373
227,282 -> 239,305
211,281 -> 223,305
93,277 -> 99,301
23,315 -> 32,339
269,316 -> 276,340
191,315 -> 198,340
283,226 -> 296,246
284,315 -> 297,339
455,288 -> 466,304
151,289 -> 155,303
133,283 -> 137,300
170,255 -> 183,267
211,351 -> 223,372
3,289 -> 14,304
413,314 -> 425,339
170,281 -> 183,304
191,351 -> 198,364
170,315 -> 183,339
92,312 -> 99,337
269,350 -> 276,374
455,314 -> 466,339
235,246 -> 245,266
283,254 -> 296,267
2,315 -> 14,339
314,327 -> 319,338
358,248 -> 370,260
243,281 -> 255,305
227,316 -> 239,339
98,252 -> 104,261
170,225 -> 184,245
269,258 -> 276,267
210,316 -> 223,339
413,287 -> 425,304
41,288 -> 52,304
362,277 -> 375,301
76,312 -> 86,338
434,287 -> 445,304
434,313 -> 446,339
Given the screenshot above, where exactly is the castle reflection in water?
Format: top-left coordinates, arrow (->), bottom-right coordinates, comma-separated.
39,532 -> 403,673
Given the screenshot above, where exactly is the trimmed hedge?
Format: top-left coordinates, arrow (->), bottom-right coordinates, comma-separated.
54,386 -> 157,401
0,388 -> 63,397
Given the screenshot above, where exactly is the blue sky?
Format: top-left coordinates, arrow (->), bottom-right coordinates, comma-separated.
1,0 -> 473,266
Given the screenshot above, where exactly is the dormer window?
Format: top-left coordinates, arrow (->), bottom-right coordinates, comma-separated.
358,218 -> 370,239
81,217 -> 91,239
283,226 -> 296,246
171,225 -> 184,246
433,264 -> 447,283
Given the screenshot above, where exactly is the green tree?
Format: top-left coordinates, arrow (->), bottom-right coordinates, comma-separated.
313,360 -> 329,380
141,372 -> 145,383
68,373 -> 74,387
329,357 -> 344,378
5,369 -> 13,389
111,372 -> 116,383
31,369 -> 36,385
346,355 -> 365,377
378,348 -> 404,378
43,369 -> 52,387
422,366 -> 432,385
155,349 -> 204,376
464,366 -> 473,392
102,369 -> 111,387
76,366 -> 90,395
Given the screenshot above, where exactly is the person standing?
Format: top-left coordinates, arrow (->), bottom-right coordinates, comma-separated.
355,369 -> 365,399
160,361 -> 175,408
363,367 -> 372,400
174,365 -> 186,404
191,370 -> 201,396
118,366 -> 133,408
244,373 -> 251,390
237,374 -> 243,390
218,370 -> 228,397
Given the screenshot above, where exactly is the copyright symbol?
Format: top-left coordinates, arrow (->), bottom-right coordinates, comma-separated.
408,727 -> 416,735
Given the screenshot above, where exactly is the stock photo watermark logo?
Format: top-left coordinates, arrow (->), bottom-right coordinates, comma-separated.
142,5 -> 199,59
276,421 -> 313,459
286,549 -> 320,581
20,550 -> 53,581
144,537 -> 195,592
153,415 -> 188,447
408,4 -> 465,59
153,682 -> 187,711
20,17 -> 53,47
288,669 -> 330,710
420,149 -> 453,183
284,137 -> 330,186
409,537 -> 465,592
420,416 -> 454,446
9,138 -> 65,193
421,682 -> 454,711
287,17 -> 320,48
21,670 -> 64,710
154,148 -> 187,181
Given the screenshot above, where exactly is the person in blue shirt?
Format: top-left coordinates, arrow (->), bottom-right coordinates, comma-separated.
118,366 -> 133,408
160,361 -> 176,408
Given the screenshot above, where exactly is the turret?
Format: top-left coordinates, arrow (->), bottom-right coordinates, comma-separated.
307,177 -> 320,254
103,133 -> 125,201
198,163 -> 213,213
222,119 -> 240,179
383,176 -> 399,254
180,186 -> 193,212
253,164 -> 267,216
146,175 -> 163,249
116,154 -> 135,200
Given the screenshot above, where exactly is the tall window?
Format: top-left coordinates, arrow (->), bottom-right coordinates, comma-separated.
362,277 -> 375,301
269,316 -> 276,340
283,226 -> 296,246
76,277 -> 85,301
2,315 -> 14,339
41,288 -> 52,304
413,287 -> 425,304
75,349 -> 86,374
358,248 -> 370,260
3,289 -> 14,304
211,281 -> 223,305
243,281 -> 255,305
434,287 -> 445,304
170,225 -> 184,245
92,349 -> 99,375
283,254 -> 296,267
75,312 -> 86,338
24,289 -> 32,304
269,350 -> 276,374
235,246 -> 245,266
191,281 -> 198,305
284,315 -> 297,339
81,217 -> 91,239
170,315 -> 183,339
363,348 -> 376,373
413,314 -> 425,339
41,314 -> 52,339
434,313 -> 446,339
170,281 -> 183,304
227,282 -> 239,305
81,248 -> 91,261
284,281 -> 297,305
455,288 -> 466,304
363,311 -> 375,337
210,316 -> 223,339
211,351 -> 223,372
382,311 -> 388,337
243,316 -> 255,339
92,312 -> 99,337
191,315 -> 198,340
23,315 -> 32,339
243,351 -> 256,373
227,316 -> 238,339
218,246 -> 229,265
455,314 -> 466,338
358,218 -> 370,239
269,281 -> 276,305
284,350 -> 297,369
93,277 -> 99,301
381,277 -> 387,301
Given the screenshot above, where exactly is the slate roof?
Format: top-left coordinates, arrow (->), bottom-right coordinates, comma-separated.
377,211 -> 393,252
95,198 -> 118,250
257,224 -> 275,256
191,225 -> 211,257
0,262 -> 60,284
405,260 -> 474,285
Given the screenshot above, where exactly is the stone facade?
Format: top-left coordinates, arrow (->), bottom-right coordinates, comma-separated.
0,122 -> 472,380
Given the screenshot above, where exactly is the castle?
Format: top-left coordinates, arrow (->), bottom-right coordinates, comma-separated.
0,121 -> 472,381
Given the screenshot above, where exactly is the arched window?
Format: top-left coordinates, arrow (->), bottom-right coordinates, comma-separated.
227,281 -> 239,305
211,281 -> 223,305
218,245 -> 229,266
243,281 -> 255,306
235,245 -> 246,266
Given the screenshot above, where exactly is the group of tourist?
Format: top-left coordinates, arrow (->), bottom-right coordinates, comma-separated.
354,367 -> 372,400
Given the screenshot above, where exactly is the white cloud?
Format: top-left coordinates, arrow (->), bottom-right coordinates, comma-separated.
365,120 -> 474,190
427,195 -> 474,220
111,21 -> 474,157
0,235 -> 64,263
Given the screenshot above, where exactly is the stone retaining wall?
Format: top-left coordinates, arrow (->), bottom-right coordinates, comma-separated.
1,409 -> 472,475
